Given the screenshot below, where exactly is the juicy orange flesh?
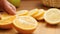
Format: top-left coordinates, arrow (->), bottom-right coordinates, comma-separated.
0,12 -> 16,24
1,12 -> 12,19
14,16 -> 37,30
46,10 -> 60,22
36,12 -> 44,18
36,14 -> 44,20
15,20 -> 34,29
28,9 -> 38,16
17,10 -> 28,16
34,9 -> 44,17
0,16 -> 16,24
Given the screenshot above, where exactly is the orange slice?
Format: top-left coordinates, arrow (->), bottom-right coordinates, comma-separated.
16,10 -> 28,16
1,12 -> 10,19
33,9 -> 45,18
33,9 -> 45,20
36,12 -> 44,20
44,8 -> 60,24
0,15 -> 16,29
13,16 -> 38,33
28,9 -> 39,16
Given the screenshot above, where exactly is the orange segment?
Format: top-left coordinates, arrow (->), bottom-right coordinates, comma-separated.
13,16 -> 38,33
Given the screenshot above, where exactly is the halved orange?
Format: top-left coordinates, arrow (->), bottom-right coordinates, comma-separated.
44,8 -> 60,24
0,15 -> 16,29
13,16 -> 38,33
16,10 -> 28,16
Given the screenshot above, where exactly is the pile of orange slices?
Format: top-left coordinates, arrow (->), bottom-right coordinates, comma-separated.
0,8 -> 60,33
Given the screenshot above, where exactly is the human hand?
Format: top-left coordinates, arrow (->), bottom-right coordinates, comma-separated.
0,0 -> 16,15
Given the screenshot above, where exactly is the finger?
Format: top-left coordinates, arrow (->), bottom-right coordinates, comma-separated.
3,0 -> 16,15
7,1 -> 16,11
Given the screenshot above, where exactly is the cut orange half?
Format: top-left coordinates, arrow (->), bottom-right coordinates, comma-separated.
28,9 -> 39,16
13,16 -> 38,33
16,10 -> 28,16
0,15 -> 16,29
44,8 -> 60,24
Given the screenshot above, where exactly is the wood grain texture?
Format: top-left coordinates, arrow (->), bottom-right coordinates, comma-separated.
0,1 -> 60,34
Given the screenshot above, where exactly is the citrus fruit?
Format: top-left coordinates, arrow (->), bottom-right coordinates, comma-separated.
36,12 -> 44,20
8,0 -> 21,7
28,9 -> 39,16
44,8 -> 60,24
16,10 -> 28,16
0,14 -> 2,20
33,9 -> 45,18
13,16 -> 38,33
1,12 -> 11,19
33,9 -> 45,20
0,15 -> 16,29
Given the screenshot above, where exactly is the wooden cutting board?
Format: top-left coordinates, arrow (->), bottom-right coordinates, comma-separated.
0,1 -> 60,34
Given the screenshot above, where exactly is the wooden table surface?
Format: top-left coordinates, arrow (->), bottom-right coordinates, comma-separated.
0,1 -> 60,34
